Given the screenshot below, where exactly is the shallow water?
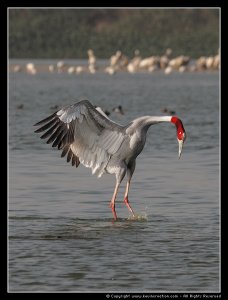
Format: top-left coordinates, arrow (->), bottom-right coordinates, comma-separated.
9,62 -> 220,292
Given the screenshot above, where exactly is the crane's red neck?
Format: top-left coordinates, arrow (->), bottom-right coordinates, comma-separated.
171,116 -> 185,140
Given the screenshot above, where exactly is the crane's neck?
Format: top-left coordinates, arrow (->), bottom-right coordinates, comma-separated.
127,115 -> 185,140
127,116 -> 172,133
144,116 -> 172,125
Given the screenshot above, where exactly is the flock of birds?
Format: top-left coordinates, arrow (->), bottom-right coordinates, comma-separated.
12,48 -> 220,76
34,99 -> 186,220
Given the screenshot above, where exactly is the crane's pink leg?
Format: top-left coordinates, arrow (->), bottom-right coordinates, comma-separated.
109,182 -> 120,220
123,181 -> 135,217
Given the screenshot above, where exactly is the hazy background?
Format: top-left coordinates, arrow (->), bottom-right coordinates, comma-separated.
9,8 -> 219,59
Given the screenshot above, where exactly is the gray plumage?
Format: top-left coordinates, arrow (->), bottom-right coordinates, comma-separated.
34,99 -> 186,220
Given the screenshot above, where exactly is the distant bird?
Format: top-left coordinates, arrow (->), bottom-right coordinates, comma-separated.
50,105 -> 59,110
161,108 -> 176,115
164,66 -> 173,75
104,66 -> 116,75
57,61 -> 65,73
26,63 -> 37,75
112,105 -> 124,115
13,65 -> 22,73
16,104 -> 24,109
75,66 -> 85,74
48,65 -> 55,73
87,49 -> 96,66
34,99 -> 186,220
67,66 -> 75,74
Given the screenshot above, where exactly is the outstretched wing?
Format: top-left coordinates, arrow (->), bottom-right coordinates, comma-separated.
34,99 -> 126,177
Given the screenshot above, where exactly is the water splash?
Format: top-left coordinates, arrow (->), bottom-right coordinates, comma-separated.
127,213 -> 148,221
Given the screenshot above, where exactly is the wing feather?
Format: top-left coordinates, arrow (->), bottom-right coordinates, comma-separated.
52,129 -> 67,148
71,155 -> 76,166
40,121 -> 60,139
34,99 -> 127,176
61,145 -> 69,158
34,112 -> 57,126
67,149 -> 73,163
34,117 -> 58,133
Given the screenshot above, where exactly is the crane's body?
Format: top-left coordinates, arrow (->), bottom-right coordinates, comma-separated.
34,99 -> 186,220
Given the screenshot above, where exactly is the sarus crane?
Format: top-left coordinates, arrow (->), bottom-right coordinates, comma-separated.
34,99 -> 186,220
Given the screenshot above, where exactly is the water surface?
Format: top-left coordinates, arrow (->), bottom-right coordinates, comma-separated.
9,62 -> 220,292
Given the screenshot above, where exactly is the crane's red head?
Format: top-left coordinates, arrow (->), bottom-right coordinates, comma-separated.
171,116 -> 186,141
171,116 -> 186,158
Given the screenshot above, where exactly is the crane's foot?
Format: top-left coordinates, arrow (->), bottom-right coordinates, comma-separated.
124,197 -> 135,217
109,201 -> 117,221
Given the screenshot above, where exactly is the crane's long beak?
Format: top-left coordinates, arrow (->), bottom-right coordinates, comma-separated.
178,139 -> 184,159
